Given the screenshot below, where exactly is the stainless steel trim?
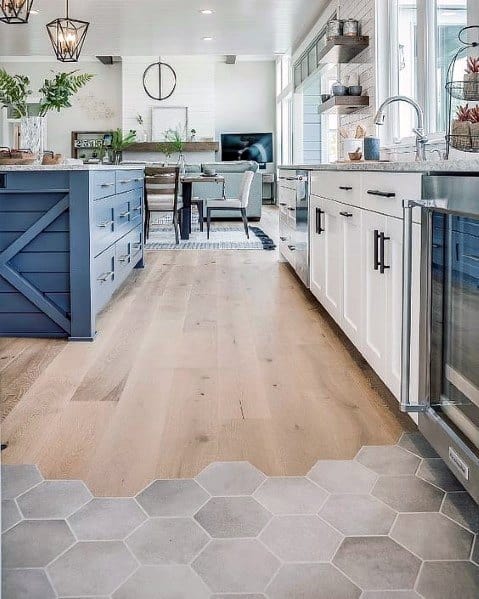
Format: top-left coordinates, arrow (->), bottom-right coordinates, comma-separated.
445,365 -> 479,409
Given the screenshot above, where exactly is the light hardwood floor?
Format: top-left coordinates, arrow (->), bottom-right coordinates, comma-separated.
0,207 -> 414,496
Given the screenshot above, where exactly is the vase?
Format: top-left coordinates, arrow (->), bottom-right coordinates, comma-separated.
113,151 -> 123,165
177,153 -> 186,175
20,116 -> 45,165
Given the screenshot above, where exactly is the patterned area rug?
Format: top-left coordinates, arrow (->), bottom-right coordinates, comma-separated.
145,216 -> 276,251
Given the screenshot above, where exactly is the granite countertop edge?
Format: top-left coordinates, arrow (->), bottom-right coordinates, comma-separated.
0,164 -> 145,172
279,160 -> 479,173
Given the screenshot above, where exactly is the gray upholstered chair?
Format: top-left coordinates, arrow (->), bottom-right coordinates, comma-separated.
144,166 -> 182,244
205,169 -> 255,239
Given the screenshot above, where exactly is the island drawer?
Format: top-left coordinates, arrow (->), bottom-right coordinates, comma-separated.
92,199 -> 116,257
90,171 -> 116,200
93,246 -> 116,314
361,172 -> 422,219
0,171 -> 70,190
311,171 -> 360,205
115,170 -> 144,194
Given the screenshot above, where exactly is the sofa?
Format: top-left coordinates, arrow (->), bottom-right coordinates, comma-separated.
188,161 -> 262,220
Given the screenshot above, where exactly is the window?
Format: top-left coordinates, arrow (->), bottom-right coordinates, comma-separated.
383,0 -> 467,141
276,55 -> 293,165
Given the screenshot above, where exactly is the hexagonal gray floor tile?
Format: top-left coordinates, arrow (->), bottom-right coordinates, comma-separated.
398,433 -> 439,458
112,565 -> 210,599
361,592 -> 423,599
260,515 -> 342,562
2,568 -> 56,599
416,459 -> 463,492
2,520 -> 75,567
136,479 -> 209,517
333,537 -> 421,591
253,477 -> 328,515
126,518 -> 209,565
390,512 -> 473,560
472,536 -> 479,565
47,541 -> 137,596
441,492 -> 479,533
68,498 -> 147,540
1,464 -> 42,500
1,499 -> 22,532
320,494 -> 396,536
17,480 -> 92,519
355,446 -> 420,476
416,561 -> 479,599
265,563 -> 361,599
212,595 -> 265,598
372,475 -> 444,512
194,497 -> 271,538
192,539 -> 279,593
196,462 -> 266,496
308,460 -> 377,494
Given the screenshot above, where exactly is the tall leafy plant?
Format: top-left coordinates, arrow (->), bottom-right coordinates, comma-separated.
0,70 -> 31,118
110,129 -> 137,152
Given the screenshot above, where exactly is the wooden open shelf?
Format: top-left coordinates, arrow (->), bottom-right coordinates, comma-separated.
318,95 -> 370,115
127,141 -> 219,153
318,36 -> 369,65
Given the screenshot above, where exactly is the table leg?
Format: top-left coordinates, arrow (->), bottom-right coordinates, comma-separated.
181,182 -> 192,240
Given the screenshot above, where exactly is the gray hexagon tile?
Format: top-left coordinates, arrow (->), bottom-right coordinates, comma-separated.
320,494 -> 396,536
1,464 -> 42,500
196,461 -> 266,496
265,563 -> 361,599
126,517 -> 209,565
441,492 -> 479,533
112,565 -> 210,599
259,515 -> 342,562
472,536 -> 479,565
333,537 -> 421,591
390,512 -> 473,560
68,498 -> 147,540
47,541 -> 138,596
397,432 -> 439,458
2,520 -> 75,568
17,480 -> 92,519
308,460 -> 377,494
416,561 -> 479,599
192,538 -> 279,593
253,477 -> 328,514
212,595 -> 265,598
355,445 -> 420,476
194,496 -> 271,538
372,475 -> 444,512
2,568 -> 56,599
416,458 -> 463,492
361,592 -> 423,598
1,499 -> 22,532
136,479 -> 209,517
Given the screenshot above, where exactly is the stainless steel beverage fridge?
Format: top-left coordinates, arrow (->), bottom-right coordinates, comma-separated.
402,174 -> 479,503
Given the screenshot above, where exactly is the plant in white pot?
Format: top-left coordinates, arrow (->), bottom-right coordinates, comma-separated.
0,69 -> 94,163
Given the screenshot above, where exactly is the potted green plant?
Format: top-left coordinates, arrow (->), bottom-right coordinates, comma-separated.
0,69 -> 94,163
110,128 -> 137,164
158,125 -> 186,171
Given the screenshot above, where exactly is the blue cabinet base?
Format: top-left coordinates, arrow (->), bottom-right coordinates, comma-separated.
0,168 -> 145,340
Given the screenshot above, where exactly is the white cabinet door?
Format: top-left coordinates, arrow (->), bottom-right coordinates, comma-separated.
321,197 -> 343,322
361,210 -> 388,380
340,205 -> 363,346
384,217 -> 421,402
309,195 -> 326,302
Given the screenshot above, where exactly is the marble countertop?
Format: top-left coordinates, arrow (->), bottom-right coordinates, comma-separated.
0,164 -> 144,172
279,159 -> 479,173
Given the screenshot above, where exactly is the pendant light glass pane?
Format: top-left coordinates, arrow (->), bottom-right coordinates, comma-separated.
0,0 -> 34,23
46,17 -> 89,62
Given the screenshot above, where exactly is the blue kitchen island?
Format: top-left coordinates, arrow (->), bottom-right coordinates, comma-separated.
0,165 -> 144,340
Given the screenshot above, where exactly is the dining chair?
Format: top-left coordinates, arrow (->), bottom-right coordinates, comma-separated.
144,166 -> 181,244
205,170 -> 255,239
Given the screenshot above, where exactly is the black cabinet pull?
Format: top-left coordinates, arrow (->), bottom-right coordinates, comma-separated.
379,232 -> 391,274
316,207 -> 325,234
279,202 -> 287,206
280,236 -> 287,242
288,245 -> 296,251
339,186 -> 353,191
373,230 -> 380,270
367,189 -> 396,198
339,211 -> 353,217
288,206 -> 296,211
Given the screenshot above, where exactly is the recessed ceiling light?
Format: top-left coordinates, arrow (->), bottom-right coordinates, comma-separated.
203,36 -> 213,41
200,9 -> 214,15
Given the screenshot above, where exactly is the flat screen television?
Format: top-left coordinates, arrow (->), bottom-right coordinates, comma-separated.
221,133 -> 273,166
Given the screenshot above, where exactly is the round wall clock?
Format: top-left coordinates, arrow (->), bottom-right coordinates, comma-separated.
142,61 -> 177,101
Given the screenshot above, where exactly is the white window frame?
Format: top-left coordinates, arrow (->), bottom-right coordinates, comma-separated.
378,0 -> 468,144
276,55 -> 294,166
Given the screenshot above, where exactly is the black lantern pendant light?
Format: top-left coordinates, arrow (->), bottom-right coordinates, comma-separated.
46,0 -> 89,62
0,0 -> 34,24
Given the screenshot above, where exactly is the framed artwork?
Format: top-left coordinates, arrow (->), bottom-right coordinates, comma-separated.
151,106 -> 188,141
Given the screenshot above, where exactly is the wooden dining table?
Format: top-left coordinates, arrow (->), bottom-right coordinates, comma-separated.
180,174 -> 225,240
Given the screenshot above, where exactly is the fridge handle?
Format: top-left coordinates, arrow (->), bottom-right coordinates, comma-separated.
401,200 -> 426,413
